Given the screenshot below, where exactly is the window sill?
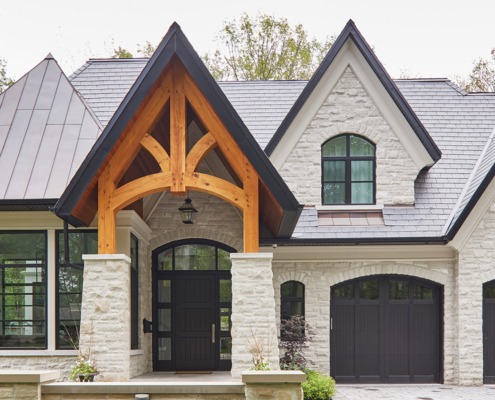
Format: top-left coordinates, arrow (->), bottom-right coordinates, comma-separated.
0,349 -> 77,356
316,204 -> 382,212
130,349 -> 144,356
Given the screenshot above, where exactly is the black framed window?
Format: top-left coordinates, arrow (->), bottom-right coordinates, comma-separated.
281,281 -> 304,320
0,231 -> 47,349
322,134 -> 376,205
130,234 -> 139,350
56,230 -> 97,349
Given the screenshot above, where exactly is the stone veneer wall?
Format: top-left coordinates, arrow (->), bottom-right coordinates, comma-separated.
272,259 -> 457,383
457,200 -> 495,385
147,191 -> 243,252
80,255 -> 131,381
278,67 -> 418,206
231,253 -> 280,380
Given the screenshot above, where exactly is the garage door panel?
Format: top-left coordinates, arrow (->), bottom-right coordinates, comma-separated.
385,304 -> 409,377
411,303 -> 438,380
483,282 -> 495,384
331,305 -> 355,377
355,305 -> 380,377
331,275 -> 441,384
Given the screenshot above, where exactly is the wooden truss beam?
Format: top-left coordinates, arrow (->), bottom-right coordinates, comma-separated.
97,59 -> 260,254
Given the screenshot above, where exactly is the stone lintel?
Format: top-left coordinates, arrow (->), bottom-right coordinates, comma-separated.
242,370 -> 306,383
82,253 -> 131,263
230,252 -> 273,260
0,370 -> 60,383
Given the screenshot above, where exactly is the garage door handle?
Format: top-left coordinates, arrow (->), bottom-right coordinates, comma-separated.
212,324 -> 216,344
331,318 -> 333,330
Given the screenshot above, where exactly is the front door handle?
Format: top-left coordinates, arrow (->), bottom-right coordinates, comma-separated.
212,324 -> 216,344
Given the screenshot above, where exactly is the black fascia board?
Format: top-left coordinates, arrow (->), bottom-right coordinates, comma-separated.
446,161 -> 495,240
55,22 -> 302,236
265,20 -> 441,162
0,198 -> 58,211
260,235 -> 449,247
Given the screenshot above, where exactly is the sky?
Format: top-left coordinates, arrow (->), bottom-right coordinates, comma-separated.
1,0 -> 494,81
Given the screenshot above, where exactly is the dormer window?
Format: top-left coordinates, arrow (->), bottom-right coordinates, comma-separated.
322,134 -> 375,205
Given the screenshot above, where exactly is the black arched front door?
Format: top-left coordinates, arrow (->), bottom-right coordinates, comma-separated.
152,240 -> 234,371
330,275 -> 442,383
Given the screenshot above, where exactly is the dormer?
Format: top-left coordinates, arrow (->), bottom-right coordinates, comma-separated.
265,20 -> 441,208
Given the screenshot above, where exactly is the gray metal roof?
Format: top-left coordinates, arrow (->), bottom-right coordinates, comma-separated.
4,55 -> 495,240
0,55 -> 102,201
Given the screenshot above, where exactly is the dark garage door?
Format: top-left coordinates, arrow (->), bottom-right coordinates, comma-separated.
484,280 -> 495,384
330,275 -> 441,383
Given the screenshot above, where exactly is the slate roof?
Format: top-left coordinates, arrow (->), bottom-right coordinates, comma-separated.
3,47 -> 495,241
0,55 -> 102,204
68,59 -> 495,241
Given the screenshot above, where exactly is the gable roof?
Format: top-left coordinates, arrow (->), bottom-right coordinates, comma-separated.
0,54 -> 102,209
264,19 -> 441,166
54,23 -> 302,237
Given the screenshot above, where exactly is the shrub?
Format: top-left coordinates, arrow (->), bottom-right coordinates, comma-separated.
302,370 -> 336,400
280,315 -> 313,370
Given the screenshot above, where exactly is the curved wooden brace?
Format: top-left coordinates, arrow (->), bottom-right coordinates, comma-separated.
186,132 -> 217,173
141,133 -> 170,173
185,172 -> 247,210
111,172 -> 172,211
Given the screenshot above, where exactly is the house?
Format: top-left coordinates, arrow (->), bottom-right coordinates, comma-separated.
0,19 -> 494,386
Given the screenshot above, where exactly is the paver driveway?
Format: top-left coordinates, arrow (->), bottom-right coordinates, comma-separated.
333,385 -> 495,400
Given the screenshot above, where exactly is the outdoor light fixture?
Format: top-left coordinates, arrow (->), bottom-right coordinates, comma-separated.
178,197 -> 197,224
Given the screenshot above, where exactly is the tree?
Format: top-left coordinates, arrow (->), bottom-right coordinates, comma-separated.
0,58 -> 14,94
203,13 -> 333,80
112,46 -> 133,59
137,41 -> 156,58
456,49 -> 495,92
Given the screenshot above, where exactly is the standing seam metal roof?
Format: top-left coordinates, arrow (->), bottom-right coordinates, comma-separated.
0,56 -> 102,201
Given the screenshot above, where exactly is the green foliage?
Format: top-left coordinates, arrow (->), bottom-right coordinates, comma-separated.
137,41 -> 156,57
302,370 -> 336,400
280,315 -> 313,371
456,49 -> 495,92
112,46 -> 133,59
0,58 -> 14,94
69,354 -> 98,381
203,13 -> 333,80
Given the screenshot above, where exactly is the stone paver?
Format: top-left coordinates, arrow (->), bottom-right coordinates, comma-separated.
334,385 -> 495,400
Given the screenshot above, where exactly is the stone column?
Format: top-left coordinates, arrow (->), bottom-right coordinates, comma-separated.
230,253 -> 279,380
80,254 -> 131,382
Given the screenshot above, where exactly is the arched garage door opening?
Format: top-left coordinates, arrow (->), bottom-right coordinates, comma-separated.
330,275 -> 442,383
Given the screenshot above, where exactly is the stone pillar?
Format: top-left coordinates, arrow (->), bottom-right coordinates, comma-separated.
231,253 -> 279,380
80,254 -> 131,382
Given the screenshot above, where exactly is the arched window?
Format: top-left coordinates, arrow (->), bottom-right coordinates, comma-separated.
281,281 -> 305,321
322,134 -> 376,205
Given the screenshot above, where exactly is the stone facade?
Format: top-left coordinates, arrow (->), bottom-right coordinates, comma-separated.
278,67 -> 418,206
272,257 -> 457,383
148,191 -> 243,253
231,253 -> 280,380
456,199 -> 495,385
80,255 -> 131,382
